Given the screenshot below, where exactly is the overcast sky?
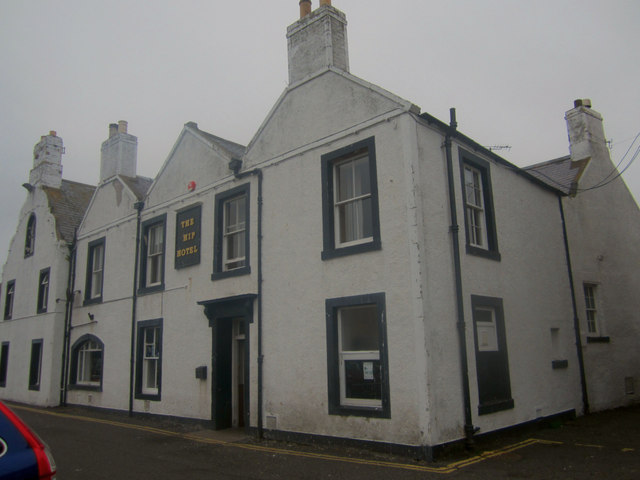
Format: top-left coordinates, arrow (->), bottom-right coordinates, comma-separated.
1,0 -> 639,276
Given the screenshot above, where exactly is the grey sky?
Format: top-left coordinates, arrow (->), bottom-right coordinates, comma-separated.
1,0 -> 639,276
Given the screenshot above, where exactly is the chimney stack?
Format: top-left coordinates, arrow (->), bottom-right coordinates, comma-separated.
288,0 -> 349,84
100,120 -> 138,182
566,99 -> 609,164
29,131 -> 64,189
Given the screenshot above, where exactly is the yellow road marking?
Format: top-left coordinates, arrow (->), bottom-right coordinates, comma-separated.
574,443 -> 604,449
10,404 -> 564,475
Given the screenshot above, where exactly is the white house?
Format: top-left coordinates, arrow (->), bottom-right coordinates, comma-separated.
1,0 -> 638,461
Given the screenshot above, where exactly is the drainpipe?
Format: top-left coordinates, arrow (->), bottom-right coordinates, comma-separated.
558,197 -> 590,414
231,161 -> 264,439
444,108 -> 476,447
60,233 -> 78,406
129,201 -> 144,416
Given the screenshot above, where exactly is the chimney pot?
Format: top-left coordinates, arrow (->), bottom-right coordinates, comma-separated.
118,120 -> 128,134
109,123 -> 119,138
300,0 -> 311,18
49,130 -> 57,137
574,98 -> 592,109
319,0 -> 331,6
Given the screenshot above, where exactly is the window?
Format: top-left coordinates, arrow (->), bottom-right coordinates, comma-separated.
460,151 -> 500,261
37,268 -> 50,314
25,214 -> 35,258
325,293 -> 390,418
139,215 -> 166,293
70,335 -> 103,390
84,238 -> 105,304
0,342 -> 9,387
583,284 -> 599,335
3,280 -> 15,320
135,319 -> 162,400
321,137 -> 381,260
28,339 -> 43,391
213,184 -> 250,280
471,295 -> 513,415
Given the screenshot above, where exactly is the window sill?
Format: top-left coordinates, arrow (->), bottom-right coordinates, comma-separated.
138,284 -> 165,296
83,297 -> 103,306
211,266 -> 251,281
478,398 -> 514,415
466,245 -> 501,261
28,385 -> 40,392
552,359 -> 569,369
329,402 -> 390,419
69,384 -> 102,392
135,392 -> 161,401
586,336 -> 610,344
322,240 -> 381,261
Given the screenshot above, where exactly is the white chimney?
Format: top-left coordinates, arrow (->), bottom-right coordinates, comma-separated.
287,1 -> 349,84
565,99 -> 608,163
29,131 -> 63,189
100,120 -> 137,182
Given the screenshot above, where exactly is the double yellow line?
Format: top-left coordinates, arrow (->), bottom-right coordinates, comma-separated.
12,404 -> 560,474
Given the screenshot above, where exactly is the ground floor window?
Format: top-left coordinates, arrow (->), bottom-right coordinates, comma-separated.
28,339 -> 43,391
135,319 -> 162,400
0,342 -> 9,387
325,293 -> 390,418
70,335 -> 103,390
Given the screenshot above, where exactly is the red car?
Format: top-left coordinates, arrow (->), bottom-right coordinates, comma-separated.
0,401 -> 56,479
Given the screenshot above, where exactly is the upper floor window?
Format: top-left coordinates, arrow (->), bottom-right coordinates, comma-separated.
3,280 -> 15,320
139,215 -> 166,293
70,335 -> 103,390
321,137 -> 381,260
460,151 -> 500,261
25,214 -> 36,258
583,283 -> 599,335
212,184 -> 250,280
37,268 -> 50,314
85,238 -> 105,304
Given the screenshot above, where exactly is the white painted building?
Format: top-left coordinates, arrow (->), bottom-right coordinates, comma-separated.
1,1 -> 638,460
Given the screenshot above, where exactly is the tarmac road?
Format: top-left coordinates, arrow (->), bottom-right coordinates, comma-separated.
7,402 -> 640,479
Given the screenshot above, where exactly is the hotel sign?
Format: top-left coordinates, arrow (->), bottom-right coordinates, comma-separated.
175,204 -> 201,269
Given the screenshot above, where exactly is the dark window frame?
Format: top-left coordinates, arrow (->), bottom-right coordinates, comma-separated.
459,150 -> 501,261
325,292 -> 390,418
135,318 -> 163,401
0,342 -> 9,387
471,295 -> 514,415
321,137 -> 382,260
37,267 -> 50,314
69,334 -> 104,391
25,214 -> 36,258
138,214 -> 167,295
212,184 -> 251,280
28,339 -> 43,391
3,280 -> 15,320
84,237 -> 106,305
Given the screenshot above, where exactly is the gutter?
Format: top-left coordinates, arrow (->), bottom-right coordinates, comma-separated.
231,163 -> 264,439
558,197 -> 590,414
444,108 -> 476,447
60,233 -> 77,406
128,201 -> 144,416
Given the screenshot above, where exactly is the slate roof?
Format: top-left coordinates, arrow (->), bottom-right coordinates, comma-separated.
524,156 -> 589,196
42,179 -> 96,243
190,124 -> 246,159
120,175 -> 154,200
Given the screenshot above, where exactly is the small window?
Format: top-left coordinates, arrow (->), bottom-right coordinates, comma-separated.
37,268 -> 50,314
326,293 -> 390,418
135,319 -> 162,400
85,238 -> 105,304
321,137 -> 381,260
139,215 -> 166,293
460,151 -> 500,261
583,284 -> 600,335
3,280 -> 15,320
0,342 -> 9,387
70,335 -> 103,390
213,185 -> 250,280
28,339 -> 43,391
25,214 -> 36,258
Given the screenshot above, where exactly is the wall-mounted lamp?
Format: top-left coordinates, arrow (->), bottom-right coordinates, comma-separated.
88,313 -> 95,321
22,183 -> 34,192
